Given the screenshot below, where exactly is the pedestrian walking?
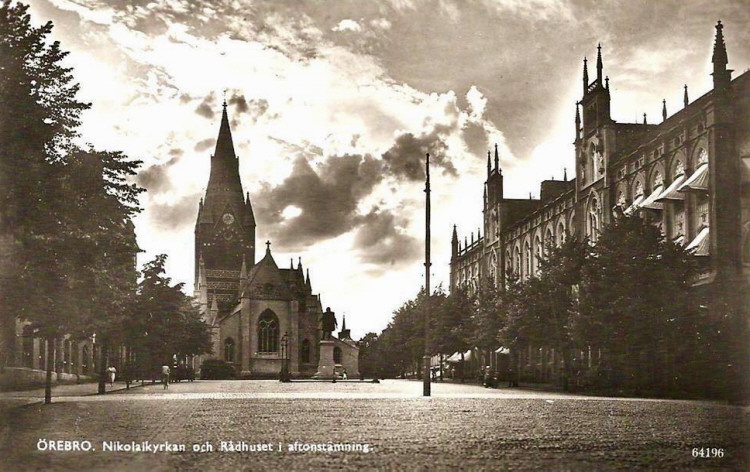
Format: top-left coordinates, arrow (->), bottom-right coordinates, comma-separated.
342,369 -> 348,380
161,364 -> 171,390
106,365 -> 116,387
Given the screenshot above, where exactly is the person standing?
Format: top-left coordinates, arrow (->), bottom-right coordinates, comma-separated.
161,364 -> 171,390
106,365 -> 116,387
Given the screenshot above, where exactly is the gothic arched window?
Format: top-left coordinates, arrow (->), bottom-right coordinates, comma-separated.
224,337 -> 235,362
301,339 -> 311,364
557,222 -> 566,245
257,310 -> 279,354
333,346 -> 342,364
534,235 -> 542,270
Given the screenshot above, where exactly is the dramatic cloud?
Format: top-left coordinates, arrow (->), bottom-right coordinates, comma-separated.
148,193 -> 202,231
194,138 -> 215,152
135,155 -> 180,194
382,130 -> 456,181
255,153 -> 383,248
332,19 -> 361,33
354,209 -> 421,266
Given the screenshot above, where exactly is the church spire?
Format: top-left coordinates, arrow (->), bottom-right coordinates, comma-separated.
494,143 -> 499,171
596,43 -> 603,83
712,20 -> 731,91
487,150 -> 491,176
684,84 -> 689,108
575,102 -> 581,141
662,99 -> 667,122
582,57 -> 589,93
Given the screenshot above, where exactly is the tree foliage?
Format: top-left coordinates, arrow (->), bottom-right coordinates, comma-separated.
125,255 -> 212,371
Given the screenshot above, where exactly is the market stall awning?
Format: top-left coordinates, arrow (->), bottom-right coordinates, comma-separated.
624,194 -> 645,215
679,163 -> 709,192
494,347 -> 510,355
640,185 -> 664,210
686,227 -> 710,256
446,350 -> 472,363
656,175 -> 686,202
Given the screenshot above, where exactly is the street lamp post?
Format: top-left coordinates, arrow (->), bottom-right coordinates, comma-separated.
423,152 -> 432,397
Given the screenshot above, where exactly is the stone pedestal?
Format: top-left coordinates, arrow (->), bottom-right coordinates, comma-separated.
312,340 -> 335,379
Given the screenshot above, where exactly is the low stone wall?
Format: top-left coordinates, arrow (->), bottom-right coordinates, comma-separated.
0,367 -> 94,390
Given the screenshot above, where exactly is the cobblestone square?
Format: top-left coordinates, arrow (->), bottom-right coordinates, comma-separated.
1,380 -> 748,471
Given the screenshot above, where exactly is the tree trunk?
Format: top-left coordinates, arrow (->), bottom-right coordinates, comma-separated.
98,341 -> 108,394
439,353 -> 443,381
459,352 -> 465,383
44,336 -> 55,404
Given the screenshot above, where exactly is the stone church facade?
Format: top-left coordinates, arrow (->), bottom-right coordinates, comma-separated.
450,22 -> 750,382
193,103 -> 358,378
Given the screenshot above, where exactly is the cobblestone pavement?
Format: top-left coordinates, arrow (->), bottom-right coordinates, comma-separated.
1,380 -> 747,471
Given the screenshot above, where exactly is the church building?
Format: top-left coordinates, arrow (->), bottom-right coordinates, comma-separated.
193,102 -> 359,378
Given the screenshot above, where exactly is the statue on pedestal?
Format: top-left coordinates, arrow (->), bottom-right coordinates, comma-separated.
321,307 -> 338,340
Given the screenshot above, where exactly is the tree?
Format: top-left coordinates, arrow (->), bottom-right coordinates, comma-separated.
126,255 -> 212,379
432,286 -> 474,381
1,1 -> 143,402
575,214 -> 697,392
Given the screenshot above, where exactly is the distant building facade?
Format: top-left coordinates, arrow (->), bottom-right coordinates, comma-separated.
450,22 -> 750,382
193,103 -> 358,378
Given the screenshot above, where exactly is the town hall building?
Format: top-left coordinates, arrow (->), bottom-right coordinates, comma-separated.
193,102 -> 358,378
450,22 -> 750,383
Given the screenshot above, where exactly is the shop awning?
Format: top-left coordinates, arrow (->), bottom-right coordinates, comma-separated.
679,163 -> 709,192
624,194 -> 645,216
640,185 -> 664,210
494,347 -> 510,355
446,350 -> 472,363
656,175 -> 686,202
686,227 -> 710,256
672,235 -> 685,246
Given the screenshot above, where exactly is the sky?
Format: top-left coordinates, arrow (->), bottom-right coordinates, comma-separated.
25,0 -> 750,339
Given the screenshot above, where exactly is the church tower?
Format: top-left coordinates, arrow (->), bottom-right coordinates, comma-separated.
194,101 -> 256,313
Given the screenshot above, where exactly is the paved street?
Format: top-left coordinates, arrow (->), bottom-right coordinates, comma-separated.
0,379 -> 747,471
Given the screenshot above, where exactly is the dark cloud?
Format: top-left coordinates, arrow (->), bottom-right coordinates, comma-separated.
195,138 -> 216,152
194,93 -> 217,119
353,209 -> 421,266
195,102 -> 214,119
135,156 -> 180,194
149,193 -> 202,231
382,130 -> 456,181
228,94 -> 249,113
254,153 -> 383,248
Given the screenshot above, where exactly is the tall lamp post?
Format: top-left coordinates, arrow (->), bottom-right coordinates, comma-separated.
423,152 -> 432,397
280,332 -> 289,382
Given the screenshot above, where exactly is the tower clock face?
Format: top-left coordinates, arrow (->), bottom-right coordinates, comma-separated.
222,213 -> 235,225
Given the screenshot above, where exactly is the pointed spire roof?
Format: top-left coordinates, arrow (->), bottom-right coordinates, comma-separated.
244,241 -> 291,300
596,43 -> 603,82
214,100 -> 236,159
712,20 -> 732,90
662,99 -> 667,122
201,101 -> 245,226
306,268 -> 311,290
643,113 -> 647,125
297,257 -> 302,272
341,314 -> 346,331
452,224 -> 458,241
486,150 -> 491,176
582,57 -> 589,92
494,143 -> 499,171
684,84 -> 689,107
